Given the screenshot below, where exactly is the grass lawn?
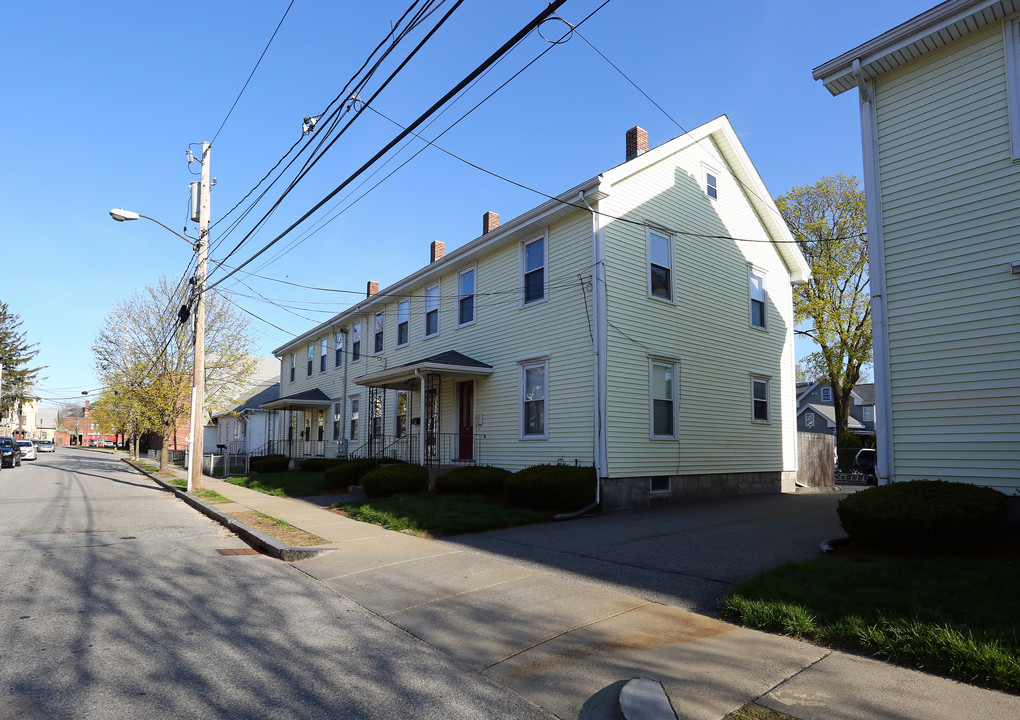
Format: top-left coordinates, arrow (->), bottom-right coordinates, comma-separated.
191,488 -> 231,503
333,493 -> 549,536
719,554 -> 1020,693
225,471 -> 331,497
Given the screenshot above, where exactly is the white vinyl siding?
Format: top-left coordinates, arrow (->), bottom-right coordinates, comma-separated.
873,22 -> 1020,491
601,131 -> 797,478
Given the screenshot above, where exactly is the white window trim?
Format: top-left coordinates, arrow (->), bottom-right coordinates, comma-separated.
395,300 -> 410,348
820,386 -> 832,403
703,163 -> 720,200
751,375 -> 771,424
424,283 -> 440,339
307,344 -> 314,376
805,411 -> 815,428
373,311 -> 385,355
348,394 -> 361,442
649,476 -> 671,494
289,353 -> 296,383
395,390 -> 408,439
332,400 -> 344,441
748,264 -> 767,330
647,226 -> 675,304
520,234 -> 548,308
457,264 -> 477,327
351,322 -> 362,362
334,331 -> 344,367
1006,18 -> 1020,162
519,357 -> 549,440
320,338 -> 328,372
649,358 -> 678,440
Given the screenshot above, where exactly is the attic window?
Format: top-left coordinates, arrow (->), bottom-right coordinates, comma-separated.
820,386 -> 832,403
706,171 -> 719,200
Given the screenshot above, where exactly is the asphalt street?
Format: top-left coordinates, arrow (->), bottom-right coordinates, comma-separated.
0,449 -> 553,720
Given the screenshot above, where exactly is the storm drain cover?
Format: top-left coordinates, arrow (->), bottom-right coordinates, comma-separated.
216,548 -> 259,556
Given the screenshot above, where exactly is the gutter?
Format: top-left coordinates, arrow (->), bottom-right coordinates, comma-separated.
855,59 -> 894,486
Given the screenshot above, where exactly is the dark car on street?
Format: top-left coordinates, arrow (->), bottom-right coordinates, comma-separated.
1,437 -> 23,468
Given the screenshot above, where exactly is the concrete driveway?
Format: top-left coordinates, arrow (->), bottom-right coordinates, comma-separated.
441,490 -> 849,615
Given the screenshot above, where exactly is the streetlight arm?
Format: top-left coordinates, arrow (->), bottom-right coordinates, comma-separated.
109,209 -> 198,249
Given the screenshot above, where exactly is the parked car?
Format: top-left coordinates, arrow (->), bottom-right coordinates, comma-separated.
18,439 -> 37,461
0,437 -> 22,468
103,440 -> 115,448
36,440 -> 56,453
855,448 -> 877,483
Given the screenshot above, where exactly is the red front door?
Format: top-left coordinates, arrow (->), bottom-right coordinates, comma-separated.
457,381 -> 474,461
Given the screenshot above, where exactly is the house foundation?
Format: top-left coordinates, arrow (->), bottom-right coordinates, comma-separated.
600,471 -> 796,511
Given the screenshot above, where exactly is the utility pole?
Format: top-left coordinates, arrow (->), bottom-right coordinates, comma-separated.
189,141 -> 210,492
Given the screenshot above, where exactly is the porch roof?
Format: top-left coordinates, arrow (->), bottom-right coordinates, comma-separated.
355,351 -> 494,391
260,387 -> 332,410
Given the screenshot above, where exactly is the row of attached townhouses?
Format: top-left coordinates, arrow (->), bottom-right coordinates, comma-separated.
264,117 -> 811,510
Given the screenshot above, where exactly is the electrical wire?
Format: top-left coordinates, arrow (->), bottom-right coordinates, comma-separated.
207,0 -> 566,295
211,0 -> 295,145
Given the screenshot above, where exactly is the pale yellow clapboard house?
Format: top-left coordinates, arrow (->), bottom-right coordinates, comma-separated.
267,118 -> 810,509
814,0 -> 1020,493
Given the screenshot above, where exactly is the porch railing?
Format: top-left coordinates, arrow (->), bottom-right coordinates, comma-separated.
249,439 -> 327,459
349,432 -> 483,466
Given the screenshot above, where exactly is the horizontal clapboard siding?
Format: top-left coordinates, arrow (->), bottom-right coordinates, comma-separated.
601,137 -> 797,478
874,21 -> 1020,491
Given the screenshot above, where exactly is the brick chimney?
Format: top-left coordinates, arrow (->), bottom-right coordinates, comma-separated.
483,211 -> 499,234
366,280 -> 379,298
430,240 -> 445,263
626,126 -> 648,161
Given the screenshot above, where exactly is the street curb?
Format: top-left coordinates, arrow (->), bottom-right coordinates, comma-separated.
121,458 -> 338,562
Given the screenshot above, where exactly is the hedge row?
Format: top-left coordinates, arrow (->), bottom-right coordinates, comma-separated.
250,454 -> 288,474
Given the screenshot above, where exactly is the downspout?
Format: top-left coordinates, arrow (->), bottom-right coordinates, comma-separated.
414,369 -> 426,466
855,58 -> 893,485
555,189 -> 605,521
341,327 -> 349,456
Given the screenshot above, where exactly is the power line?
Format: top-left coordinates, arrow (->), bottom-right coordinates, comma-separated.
207,0 -> 567,294
211,0 -> 295,145
209,0 -> 453,263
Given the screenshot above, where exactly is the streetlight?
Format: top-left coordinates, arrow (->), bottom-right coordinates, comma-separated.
109,141 -> 210,491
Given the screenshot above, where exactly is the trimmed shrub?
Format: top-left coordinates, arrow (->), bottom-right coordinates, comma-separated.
361,464 -> 428,499
323,459 -> 381,488
250,454 -> 288,474
506,464 -> 596,511
837,480 -> 1007,551
299,458 -> 345,473
435,466 -> 510,496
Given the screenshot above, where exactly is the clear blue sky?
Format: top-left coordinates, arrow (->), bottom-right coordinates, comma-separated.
1,0 -> 934,406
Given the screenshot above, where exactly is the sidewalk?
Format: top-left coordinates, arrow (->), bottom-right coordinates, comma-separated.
133,460 -> 1018,720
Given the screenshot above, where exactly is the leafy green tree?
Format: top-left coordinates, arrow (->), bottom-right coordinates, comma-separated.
777,174 -> 871,438
92,276 -> 257,475
0,301 -> 42,425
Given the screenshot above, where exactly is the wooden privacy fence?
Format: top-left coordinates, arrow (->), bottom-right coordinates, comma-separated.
798,432 -> 835,488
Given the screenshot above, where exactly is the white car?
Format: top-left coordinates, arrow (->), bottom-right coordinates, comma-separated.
17,439 -> 37,461
36,440 -> 56,453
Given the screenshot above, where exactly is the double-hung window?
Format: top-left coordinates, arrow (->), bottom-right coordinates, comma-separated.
320,338 -> 327,371
349,396 -> 360,441
351,323 -> 361,362
374,312 -> 384,354
820,386 -> 832,403
650,360 -> 677,438
424,284 -> 439,338
289,353 -> 296,382
395,391 -> 408,438
306,344 -> 313,376
458,267 -> 475,325
396,300 -> 409,347
334,331 -> 344,367
332,401 -> 343,441
751,376 -> 771,423
704,164 -> 719,200
648,229 -> 673,301
522,237 -> 545,305
520,359 -> 548,438
749,267 -> 767,329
